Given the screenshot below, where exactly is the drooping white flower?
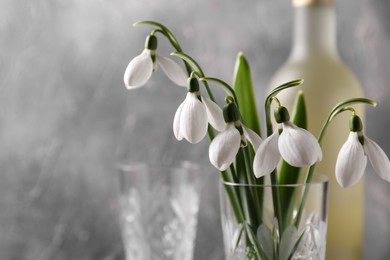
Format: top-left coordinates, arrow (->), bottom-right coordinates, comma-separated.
173,77 -> 225,144
335,132 -> 367,187
336,131 -> 390,188
173,92 -> 208,144
209,102 -> 262,171
124,35 -> 187,89
209,123 -> 262,171
209,124 -> 241,171
278,121 -> 323,167
253,106 -> 322,178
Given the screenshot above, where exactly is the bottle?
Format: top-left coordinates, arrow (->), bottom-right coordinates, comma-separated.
267,0 -> 364,259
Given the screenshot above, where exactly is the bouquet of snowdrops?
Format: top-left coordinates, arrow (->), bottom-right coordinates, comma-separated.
123,21 -> 390,259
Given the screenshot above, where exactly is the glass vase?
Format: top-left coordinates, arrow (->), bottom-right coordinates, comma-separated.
117,162 -> 201,260
219,174 -> 328,260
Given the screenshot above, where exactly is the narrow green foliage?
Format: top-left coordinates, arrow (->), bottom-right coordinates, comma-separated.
233,53 -> 261,136
232,53 -> 265,221
290,91 -> 307,129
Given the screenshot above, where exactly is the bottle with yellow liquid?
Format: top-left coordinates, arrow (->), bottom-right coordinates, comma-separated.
267,0 -> 364,259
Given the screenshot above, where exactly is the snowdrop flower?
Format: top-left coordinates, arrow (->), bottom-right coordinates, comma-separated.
336,115 -> 390,188
253,106 -> 322,178
173,77 -> 226,144
124,34 -> 188,89
209,102 -> 262,171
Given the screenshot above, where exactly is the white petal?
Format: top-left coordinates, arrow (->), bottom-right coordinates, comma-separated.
124,49 -> 153,89
201,96 -> 226,131
242,125 -> 262,150
156,54 -> 188,87
173,100 -> 186,140
180,93 -> 208,144
209,124 -> 241,171
278,122 -> 322,167
253,129 -> 280,178
335,132 -> 367,188
364,135 -> 390,182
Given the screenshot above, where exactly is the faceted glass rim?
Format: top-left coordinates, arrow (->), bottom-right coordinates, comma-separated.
116,160 -> 202,193
222,173 -> 328,188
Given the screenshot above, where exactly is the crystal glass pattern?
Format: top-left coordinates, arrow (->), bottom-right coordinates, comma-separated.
220,174 -> 328,260
118,162 -> 200,260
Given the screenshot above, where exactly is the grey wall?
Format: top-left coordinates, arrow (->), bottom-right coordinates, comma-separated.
0,0 -> 389,259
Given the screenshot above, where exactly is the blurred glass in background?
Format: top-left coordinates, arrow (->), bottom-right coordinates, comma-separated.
0,0 -> 389,259
118,162 -> 200,260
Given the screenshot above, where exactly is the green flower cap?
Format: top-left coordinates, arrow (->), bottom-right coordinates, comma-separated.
223,102 -> 240,123
187,77 -> 199,92
145,35 -> 158,50
349,114 -> 363,132
274,106 -> 290,123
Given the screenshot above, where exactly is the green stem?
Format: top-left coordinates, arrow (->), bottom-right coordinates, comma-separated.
134,21 -> 181,48
264,79 -> 303,233
244,223 -> 267,259
264,79 -> 304,135
264,98 -> 284,234
171,51 -> 215,101
221,168 -> 245,224
243,146 -> 262,225
200,77 -> 240,109
133,21 -> 192,75
318,98 -> 376,143
267,79 -> 304,101
293,165 -> 316,227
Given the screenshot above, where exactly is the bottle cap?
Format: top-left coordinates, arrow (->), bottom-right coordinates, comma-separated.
292,0 -> 334,7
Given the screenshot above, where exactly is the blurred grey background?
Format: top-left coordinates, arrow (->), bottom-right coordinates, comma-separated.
0,0 -> 389,259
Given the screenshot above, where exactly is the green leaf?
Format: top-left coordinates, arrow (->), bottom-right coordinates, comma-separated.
232,53 -> 265,223
290,90 -> 307,129
278,91 -> 307,228
233,52 -> 261,136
